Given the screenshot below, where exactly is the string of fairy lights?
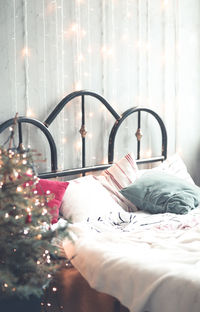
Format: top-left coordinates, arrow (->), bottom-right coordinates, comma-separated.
14,0 -> 184,169
6,0 -> 200,169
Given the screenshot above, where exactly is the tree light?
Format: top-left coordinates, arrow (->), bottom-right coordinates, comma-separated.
26,168 -> 32,175
17,186 -> 22,192
42,208 -> 48,215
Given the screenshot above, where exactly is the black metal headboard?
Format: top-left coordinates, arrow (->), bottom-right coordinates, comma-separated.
0,90 -> 167,179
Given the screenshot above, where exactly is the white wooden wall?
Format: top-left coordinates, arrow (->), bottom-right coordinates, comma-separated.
0,0 -> 200,184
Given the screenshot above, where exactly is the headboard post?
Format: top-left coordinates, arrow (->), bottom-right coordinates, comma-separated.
135,111 -> 143,159
79,95 -> 87,173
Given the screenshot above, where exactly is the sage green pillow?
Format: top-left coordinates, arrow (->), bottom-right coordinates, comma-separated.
120,172 -> 200,214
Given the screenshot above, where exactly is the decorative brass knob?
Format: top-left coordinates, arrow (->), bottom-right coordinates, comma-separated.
79,125 -> 87,138
135,128 -> 143,141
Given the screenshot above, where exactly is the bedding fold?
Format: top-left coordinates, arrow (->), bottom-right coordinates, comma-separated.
63,208 -> 200,312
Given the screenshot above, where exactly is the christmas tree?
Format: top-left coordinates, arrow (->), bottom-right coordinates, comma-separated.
0,146 -> 69,300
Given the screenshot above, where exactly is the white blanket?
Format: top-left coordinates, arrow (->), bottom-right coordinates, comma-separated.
63,208 -> 200,312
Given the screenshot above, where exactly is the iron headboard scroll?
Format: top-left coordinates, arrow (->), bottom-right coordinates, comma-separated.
0,117 -> 57,172
0,90 -> 167,179
44,90 -> 121,171
108,107 -> 167,164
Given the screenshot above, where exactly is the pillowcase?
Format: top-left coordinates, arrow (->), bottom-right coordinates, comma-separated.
60,175 -> 128,222
101,152 -> 138,191
95,175 -> 138,213
95,153 -> 138,212
120,171 -> 200,215
35,179 -> 69,224
137,154 -> 194,184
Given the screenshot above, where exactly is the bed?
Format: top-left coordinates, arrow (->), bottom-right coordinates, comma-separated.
1,90 -> 200,312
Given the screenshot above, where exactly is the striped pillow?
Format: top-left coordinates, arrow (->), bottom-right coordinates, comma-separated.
95,175 -> 138,212
102,153 -> 138,191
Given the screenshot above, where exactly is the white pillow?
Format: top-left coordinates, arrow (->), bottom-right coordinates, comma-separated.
60,175 -> 128,222
101,152 -> 138,191
138,154 -> 195,184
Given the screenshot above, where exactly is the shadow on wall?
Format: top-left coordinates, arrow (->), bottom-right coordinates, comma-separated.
188,144 -> 200,187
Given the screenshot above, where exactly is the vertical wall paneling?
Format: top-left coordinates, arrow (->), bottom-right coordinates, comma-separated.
174,0 -> 179,155
136,0 -> 140,107
13,0 -> 18,114
0,0 -> 200,183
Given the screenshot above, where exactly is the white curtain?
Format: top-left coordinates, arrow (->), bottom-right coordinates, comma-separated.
0,0 -> 200,184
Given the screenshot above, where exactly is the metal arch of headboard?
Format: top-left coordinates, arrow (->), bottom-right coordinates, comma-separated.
108,107 -> 167,164
44,90 -> 120,127
0,90 -> 167,179
43,90 -> 121,172
0,117 -> 57,172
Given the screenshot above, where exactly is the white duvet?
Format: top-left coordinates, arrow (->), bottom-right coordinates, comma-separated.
63,208 -> 200,312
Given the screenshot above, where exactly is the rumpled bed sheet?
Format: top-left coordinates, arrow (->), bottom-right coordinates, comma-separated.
63,208 -> 200,312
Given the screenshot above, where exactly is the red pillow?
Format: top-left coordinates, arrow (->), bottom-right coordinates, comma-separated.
35,179 -> 69,224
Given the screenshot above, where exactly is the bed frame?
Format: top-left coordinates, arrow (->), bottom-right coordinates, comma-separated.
0,90 -> 168,312
0,90 -> 167,179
